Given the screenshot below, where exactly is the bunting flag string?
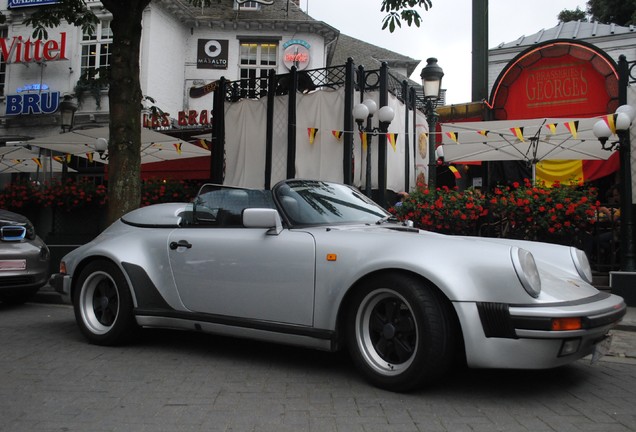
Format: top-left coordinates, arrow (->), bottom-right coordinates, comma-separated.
332,130 -> 343,140
477,130 -> 489,137
564,120 -> 579,139
510,127 -> 525,142
448,165 -> 462,179
386,133 -> 397,151
307,128 -> 318,144
173,143 -> 183,154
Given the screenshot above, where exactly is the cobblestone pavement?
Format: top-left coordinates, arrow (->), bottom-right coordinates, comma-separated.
1,302 -> 635,432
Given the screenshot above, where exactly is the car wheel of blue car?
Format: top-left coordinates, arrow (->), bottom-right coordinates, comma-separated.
346,273 -> 457,392
73,260 -> 137,346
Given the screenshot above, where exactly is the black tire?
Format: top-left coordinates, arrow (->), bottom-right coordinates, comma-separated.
346,273 -> 457,392
73,260 -> 138,346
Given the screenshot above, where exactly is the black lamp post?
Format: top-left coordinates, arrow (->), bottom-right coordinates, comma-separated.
59,95 -> 77,133
420,57 -> 444,191
593,104 -> 636,272
352,99 -> 395,197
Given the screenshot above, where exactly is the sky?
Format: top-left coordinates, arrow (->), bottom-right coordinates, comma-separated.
299,0 -> 586,104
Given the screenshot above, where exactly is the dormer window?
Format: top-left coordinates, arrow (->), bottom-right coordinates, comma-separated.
234,0 -> 260,10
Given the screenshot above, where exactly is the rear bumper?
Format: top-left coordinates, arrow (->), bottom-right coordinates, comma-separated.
49,273 -> 72,303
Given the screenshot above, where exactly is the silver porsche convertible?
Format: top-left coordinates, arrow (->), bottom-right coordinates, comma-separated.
51,179 -> 626,391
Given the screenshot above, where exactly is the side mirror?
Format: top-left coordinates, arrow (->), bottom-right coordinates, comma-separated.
243,208 -> 283,235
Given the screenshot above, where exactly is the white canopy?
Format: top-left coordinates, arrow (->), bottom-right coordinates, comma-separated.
0,146 -> 74,173
440,117 -> 616,163
23,127 -> 210,164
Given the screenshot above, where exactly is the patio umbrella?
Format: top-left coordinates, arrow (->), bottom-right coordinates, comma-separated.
439,117 -> 616,181
24,126 -> 210,164
440,117 -> 614,162
0,146 -> 75,173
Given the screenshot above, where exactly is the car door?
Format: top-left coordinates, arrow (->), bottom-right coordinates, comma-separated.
168,225 -> 316,326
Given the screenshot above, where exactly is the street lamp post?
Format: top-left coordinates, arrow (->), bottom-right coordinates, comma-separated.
593,104 -> 636,272
352,99 -> 395,198
58,95 -> 77,133
420,58 -> 444,191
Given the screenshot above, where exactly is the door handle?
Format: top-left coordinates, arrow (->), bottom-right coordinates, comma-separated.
170,240 -> 192,250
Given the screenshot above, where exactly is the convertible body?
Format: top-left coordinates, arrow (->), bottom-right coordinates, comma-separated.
51,179 -> 626,391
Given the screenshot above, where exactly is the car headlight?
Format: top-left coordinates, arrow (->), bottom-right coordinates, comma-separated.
570,247 -> 593,284
511,247 -> 541,298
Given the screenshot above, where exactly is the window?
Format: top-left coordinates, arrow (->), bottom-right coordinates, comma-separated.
234,0 -> 260,10
239,41 -> 277,98
0,28 -> 7,96
80,20 -> 112,79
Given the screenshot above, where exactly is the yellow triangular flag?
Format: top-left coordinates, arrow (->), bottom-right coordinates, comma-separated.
386,133 -> 397,151
565,121 -> 579,139
511,127 -> 525,142
308,128 -> 318,144
360,132 -> 368,151
606,114 -> 617,134
332,130 -> 343,140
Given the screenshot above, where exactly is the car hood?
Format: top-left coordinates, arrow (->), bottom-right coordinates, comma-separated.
0,209 -> 31,226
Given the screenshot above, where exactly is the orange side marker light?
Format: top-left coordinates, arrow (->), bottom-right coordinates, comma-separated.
551,317 -> 582,331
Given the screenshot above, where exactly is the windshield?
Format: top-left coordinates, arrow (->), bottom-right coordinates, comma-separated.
274,180 -> 389,226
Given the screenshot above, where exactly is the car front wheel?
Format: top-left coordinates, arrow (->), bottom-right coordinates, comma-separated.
73,260 -> 137,345
346,273 -> 457,392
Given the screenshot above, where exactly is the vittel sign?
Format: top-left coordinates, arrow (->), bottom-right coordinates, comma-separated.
0,32 -> 68,64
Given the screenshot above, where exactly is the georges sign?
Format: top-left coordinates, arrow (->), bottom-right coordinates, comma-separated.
0,32 -> 68,64
524,62 -> 589,107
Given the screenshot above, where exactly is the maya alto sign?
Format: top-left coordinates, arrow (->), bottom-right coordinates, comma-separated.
0,32 -> 68,64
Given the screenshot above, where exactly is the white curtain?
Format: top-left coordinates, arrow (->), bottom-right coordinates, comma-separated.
295,89 -> 346,183
223,98 -> 267,188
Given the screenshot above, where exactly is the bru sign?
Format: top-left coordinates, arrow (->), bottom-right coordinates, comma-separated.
5,92 -> 60,115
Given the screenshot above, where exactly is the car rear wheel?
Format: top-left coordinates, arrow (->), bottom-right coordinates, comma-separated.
73,260 -> 137,345
346,273 -> 457,392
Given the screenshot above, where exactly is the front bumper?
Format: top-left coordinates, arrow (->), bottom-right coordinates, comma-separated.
455,292 -> 627,369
